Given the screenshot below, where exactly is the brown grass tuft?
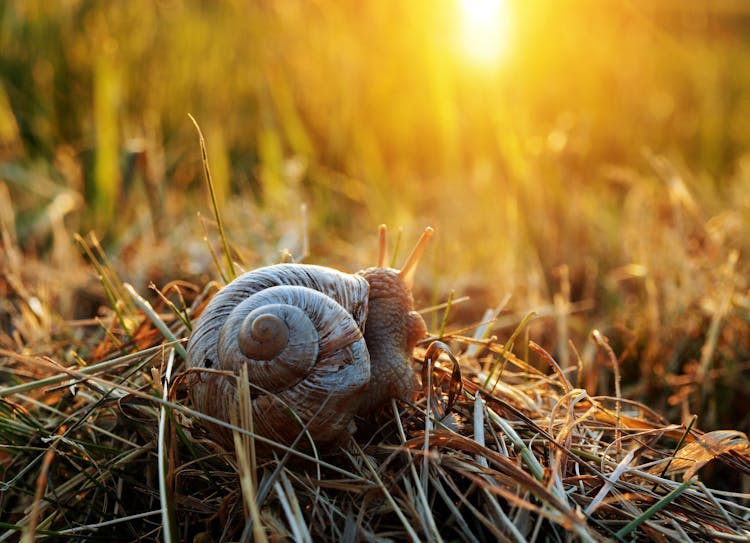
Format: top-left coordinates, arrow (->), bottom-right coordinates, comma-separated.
2,255 -> 749,541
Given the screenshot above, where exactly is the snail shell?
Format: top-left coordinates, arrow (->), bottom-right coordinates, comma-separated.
186,263 -> 426,452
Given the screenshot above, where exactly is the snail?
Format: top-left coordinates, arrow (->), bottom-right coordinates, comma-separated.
186,226 -> 433,452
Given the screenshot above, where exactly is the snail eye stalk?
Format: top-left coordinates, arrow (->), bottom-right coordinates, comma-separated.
399,226 -> 434,288
377,224 -> 388,268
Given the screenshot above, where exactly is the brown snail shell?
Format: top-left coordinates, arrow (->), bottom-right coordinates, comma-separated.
186,263 -> 426,452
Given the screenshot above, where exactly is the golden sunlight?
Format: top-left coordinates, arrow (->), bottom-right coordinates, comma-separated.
458,0 -> 513,68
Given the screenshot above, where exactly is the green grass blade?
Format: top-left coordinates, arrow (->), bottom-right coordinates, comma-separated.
613,478 -> 694,540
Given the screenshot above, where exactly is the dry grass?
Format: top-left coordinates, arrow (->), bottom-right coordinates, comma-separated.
3,2 -> 750,540
1,223 -> 749,542
3,1 -> 750,431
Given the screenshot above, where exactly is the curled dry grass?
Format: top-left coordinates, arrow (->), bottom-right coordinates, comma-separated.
1,234 -> 750,542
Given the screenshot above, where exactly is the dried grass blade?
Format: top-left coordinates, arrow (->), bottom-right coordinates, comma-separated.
528,341 -> 572,394
420,432 -> 583,532
149,282 -> 193,332
473,392 -> 488,469
417,296 -> 471,316
654,414 -> 697,485
456,464 -> 595,542
353,441 -> 421,543
274,471 -> 312,543
430,476 -> 482,543
23,360 -> 363,479
481,484 -> 528,543
0,343 -> 175,398
437,289 -> 454,339
484,311 -> 536,391
124,283 -> 187,359
485,405 -> 544,481
250,397 -> 332,527
695,250 -> 737,387
553,264 -> 572,369
435,466 -> 511,542
85,232 -> 136,313
592,330 -> 622,452
56,510 -> 161,535
19,429 -> 60,543
157,349 -> 178,543
198,214 -> 229,284
232,365 -> 266,543
421,348 -> 433,497
465,293 -> 510,357
421,340 -> 462,415
389,400 -> 441,541
74,233 -> 136,340
188,113 -> 236,281
584,449 -> 635,515
663,430 -> 750,481
695,480 -> 739,532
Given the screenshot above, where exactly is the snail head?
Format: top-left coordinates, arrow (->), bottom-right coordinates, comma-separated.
356,226 -> 433,408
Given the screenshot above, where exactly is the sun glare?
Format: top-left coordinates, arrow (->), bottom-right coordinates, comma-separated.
459,0 -> 513,69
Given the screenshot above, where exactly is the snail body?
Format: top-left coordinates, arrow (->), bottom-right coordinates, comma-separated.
186,260 -> 427,452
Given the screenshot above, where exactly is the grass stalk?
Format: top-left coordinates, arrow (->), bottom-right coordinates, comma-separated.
592,330 -> 622,454
124,282 -> 188,359
157,349 -> 178,543
352,441 -> 421,543
612,478 -> 694,540
437,289 -> 454,339
484,311 -> 536,391
189,113 -> 236,282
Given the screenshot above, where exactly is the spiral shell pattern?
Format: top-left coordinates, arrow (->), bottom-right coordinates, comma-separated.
186,265 -> 372,450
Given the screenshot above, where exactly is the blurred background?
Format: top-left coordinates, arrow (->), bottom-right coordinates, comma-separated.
2,0 -> 750,431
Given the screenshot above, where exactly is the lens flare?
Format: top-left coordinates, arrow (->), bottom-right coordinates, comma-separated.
459,0 -> 513,68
